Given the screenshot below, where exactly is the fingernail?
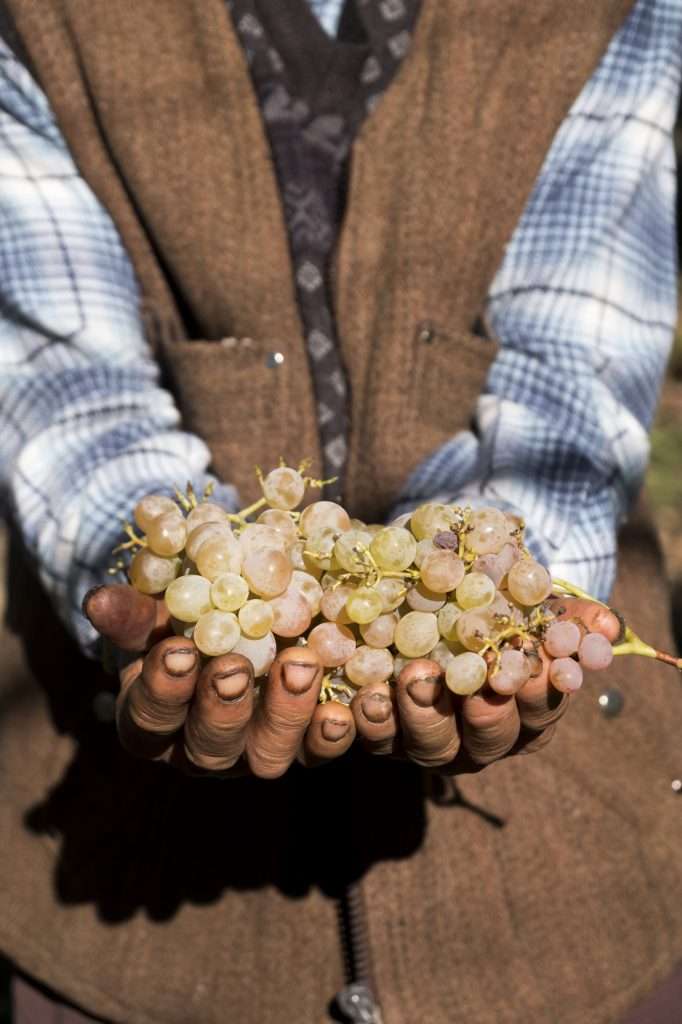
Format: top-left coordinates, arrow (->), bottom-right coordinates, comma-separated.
361,693 -> 392,723
321,718 -> 350,742
82,584 -> 105,618
406,675 -> 441,707
212,669 -> 250,702
163,648 -> 198,677
282,661 -> 317,695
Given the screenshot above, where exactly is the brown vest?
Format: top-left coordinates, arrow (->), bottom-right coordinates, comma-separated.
3,3 -> 682,1023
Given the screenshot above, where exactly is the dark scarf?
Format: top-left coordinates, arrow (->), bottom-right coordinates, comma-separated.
228,0 -> 422,499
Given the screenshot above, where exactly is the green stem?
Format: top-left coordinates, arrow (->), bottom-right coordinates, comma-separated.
553,578 -> 682,672
228,496 -> 268,524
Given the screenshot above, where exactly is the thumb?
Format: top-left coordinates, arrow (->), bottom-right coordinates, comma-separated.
83,583 -> 171,652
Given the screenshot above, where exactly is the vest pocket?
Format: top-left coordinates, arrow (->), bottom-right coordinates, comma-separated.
158,336 -> 288,501
412,322 -> 498,434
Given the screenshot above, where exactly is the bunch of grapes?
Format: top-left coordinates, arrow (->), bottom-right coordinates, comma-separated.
117,461 -> 679,702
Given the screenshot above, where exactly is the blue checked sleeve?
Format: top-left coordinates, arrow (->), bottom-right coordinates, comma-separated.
0,40 -> 238,656
392,0 -> 682,601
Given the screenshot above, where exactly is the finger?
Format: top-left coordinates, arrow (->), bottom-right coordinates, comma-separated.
396,659 -> 460,768
182,654 -> 254,772
548,596 -> 621,642
352,682 -> 399,755
516,645 -> 569,731
245,647 -> 323,779
513,722 -> 557,756
460,687 -> 520,766
116,636 -> 200,759
301,701 -> 355,765
84,583 -> 171,652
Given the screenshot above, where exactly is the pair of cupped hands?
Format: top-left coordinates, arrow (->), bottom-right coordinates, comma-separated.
84,583 -> 620,779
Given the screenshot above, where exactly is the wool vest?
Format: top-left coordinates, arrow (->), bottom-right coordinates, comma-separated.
3,3 -> 682,1024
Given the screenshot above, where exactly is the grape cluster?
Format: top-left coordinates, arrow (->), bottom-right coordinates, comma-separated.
120,463 -> 616,703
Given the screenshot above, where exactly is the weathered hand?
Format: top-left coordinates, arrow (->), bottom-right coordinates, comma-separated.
85,587 -> 619,778
349,597 -> 621,772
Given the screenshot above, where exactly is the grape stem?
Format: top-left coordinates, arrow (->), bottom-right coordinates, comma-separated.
227,496 -> 268,525
319,674 -> 353,704
552,577 -> 682,672
112,522 -> 147,554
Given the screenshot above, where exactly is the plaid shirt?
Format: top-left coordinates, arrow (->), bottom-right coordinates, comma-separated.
0,0 -> 680,655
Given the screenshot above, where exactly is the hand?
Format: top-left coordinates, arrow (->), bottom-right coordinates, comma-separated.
349,596 -> 621,773
84,586 -> 619,778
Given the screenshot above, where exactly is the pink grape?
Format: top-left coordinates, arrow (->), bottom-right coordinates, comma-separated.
578,632 -> 614,671
549,657 -> 583,692
544,621 -> 581,658
307,622 -> 356,667
488,649 -> 531,695
471,554 -> 504,587
268,586 -> 313,638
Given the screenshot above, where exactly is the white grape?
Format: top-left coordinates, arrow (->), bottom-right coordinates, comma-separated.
333,528 -> 373,573
257,508 -> 299,548
210,572 -> 249,612
196,534 -> 243,581
193,610 -> 240,657
232,631 -> 277,677
268,586 -> 312,637
345,586 -> 384,625
345,646 -> 394,687
410,504 -> 457,541
289,570 -> 324,615
262,467 -> 306,510
242,547 -> 292,598
369,527 -> 417,572
455,571 -> 496,610
374,577 -> 407,612
185,501 -> 230,532
185,521 -> 236,563
307,622 -> 356,667
419,549 -> 465,593
129,549 -> 181,594
360,611 -> 399,648
239,523 -> 288,558
507,558 -> 552,605
320,584 -> 354,623
165,574 -> 213,622
437,602 -> 462,642
238,599 -> 275,639
405,582 -> 445,613
455,610 -> 494,652
299,501 -> 351,537
133,494 -> 180,534
394,611 -> 440,658
146,509 -> 187,557
304,526 -> 339,571
414,539 -> 437,568
445,652 -> 488,695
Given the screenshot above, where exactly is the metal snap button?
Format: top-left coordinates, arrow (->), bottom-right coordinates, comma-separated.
265,351 -> 284,368
597,688 -> 624,718
415,321 -> 436,345
672,779 -> 682,794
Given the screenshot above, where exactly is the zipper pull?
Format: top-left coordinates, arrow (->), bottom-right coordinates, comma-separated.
335,982 -> 383,1023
